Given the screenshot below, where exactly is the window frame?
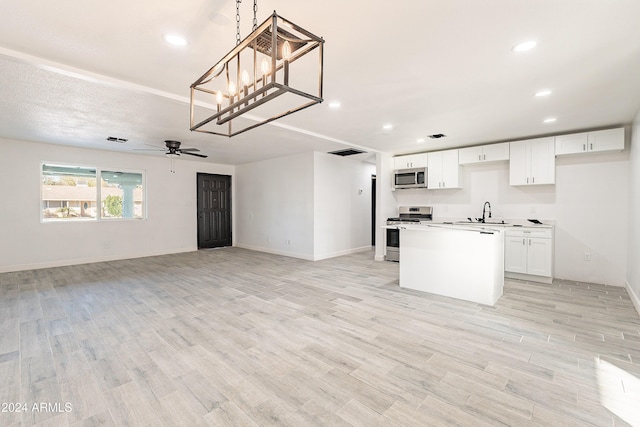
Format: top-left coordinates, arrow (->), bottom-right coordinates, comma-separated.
41,162 -> 147,223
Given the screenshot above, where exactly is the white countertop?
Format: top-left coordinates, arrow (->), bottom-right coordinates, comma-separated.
427,217 -> 555,228
389,223 -> 505,234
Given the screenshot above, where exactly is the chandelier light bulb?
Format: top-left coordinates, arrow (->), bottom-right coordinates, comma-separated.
261,58 -> 270,75
241,70 -> 250,85
216,91 -> 223,105
228,81 -> 236,97
282,41 -> 291,61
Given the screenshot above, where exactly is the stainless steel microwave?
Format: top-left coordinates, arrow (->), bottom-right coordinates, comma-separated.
393,167 -> 428,189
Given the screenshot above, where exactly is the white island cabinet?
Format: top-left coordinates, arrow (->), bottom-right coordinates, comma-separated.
399,225 -> 504,306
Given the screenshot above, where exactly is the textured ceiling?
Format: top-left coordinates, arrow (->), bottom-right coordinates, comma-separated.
1,0 -> 639,165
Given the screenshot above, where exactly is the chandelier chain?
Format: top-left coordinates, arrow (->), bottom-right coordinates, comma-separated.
235,0 -> 242,45
253,0 -> 258,31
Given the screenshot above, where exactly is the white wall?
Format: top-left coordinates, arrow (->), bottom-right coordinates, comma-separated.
375,153 -> 397,261
0,138 -> 234,273
313,152 -> 375,260
235,151 -> 374,261
394,146 -> 630,286
628,112 -> 640,311
235,152 -> 315,259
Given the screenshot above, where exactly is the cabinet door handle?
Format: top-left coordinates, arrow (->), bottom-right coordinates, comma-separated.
483,154 -> 486,160
583,143 -> 586,151
529,239 -> 532,246
590,143 -> 593,150
532,177 -> 535,184
478,154 -> 481,161
527,177 -> 529,184
522,238 -> 525,245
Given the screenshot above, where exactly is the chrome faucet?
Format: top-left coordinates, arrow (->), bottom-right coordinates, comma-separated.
481,201 -> 492,223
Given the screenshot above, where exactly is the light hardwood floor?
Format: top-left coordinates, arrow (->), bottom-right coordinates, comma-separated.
1,248 -> 639,426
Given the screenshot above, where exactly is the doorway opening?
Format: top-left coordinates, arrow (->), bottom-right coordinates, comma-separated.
371,174 -> 376,246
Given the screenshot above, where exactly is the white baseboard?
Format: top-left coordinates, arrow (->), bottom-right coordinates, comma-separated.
234,243 -> 315,261
625,280 -> 640,317
505,272 -> 553,284
313,245 -> 373,261
0,246 -> 196,273
234,243 -> 373,262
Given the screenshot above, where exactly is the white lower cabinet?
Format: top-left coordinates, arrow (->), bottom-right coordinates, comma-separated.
504,227 -> 553,283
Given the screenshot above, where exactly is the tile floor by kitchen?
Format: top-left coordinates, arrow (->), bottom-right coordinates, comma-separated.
0,247 -> 639,426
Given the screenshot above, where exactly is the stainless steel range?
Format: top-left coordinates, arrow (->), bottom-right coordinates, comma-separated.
386,206 -> 433,262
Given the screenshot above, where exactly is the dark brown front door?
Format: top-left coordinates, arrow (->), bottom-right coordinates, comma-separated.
197,173 -> 231,249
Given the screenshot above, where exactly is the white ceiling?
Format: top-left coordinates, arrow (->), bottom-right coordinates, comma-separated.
1,0 -> 639,165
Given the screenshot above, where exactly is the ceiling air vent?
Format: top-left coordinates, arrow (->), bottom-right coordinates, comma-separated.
328,148 -> 366,156
106,136 -> 128,143
428,133 -> 446,139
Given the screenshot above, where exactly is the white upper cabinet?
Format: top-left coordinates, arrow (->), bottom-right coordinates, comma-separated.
509,137 -> 555,186
555,127 -> 624,156
459,142 -> 509,165
393,153 -> 428,169
428,149 -> 459,189
554,132 -> 587,155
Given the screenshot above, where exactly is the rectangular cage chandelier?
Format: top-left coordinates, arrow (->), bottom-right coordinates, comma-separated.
190,10 -> 324,138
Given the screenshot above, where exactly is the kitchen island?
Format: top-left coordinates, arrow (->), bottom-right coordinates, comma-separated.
398,224 -> 504,305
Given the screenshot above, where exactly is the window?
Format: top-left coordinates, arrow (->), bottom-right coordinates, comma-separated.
42,164 -> 97,221
41,163 -> 145,222
101,171 -> 144,219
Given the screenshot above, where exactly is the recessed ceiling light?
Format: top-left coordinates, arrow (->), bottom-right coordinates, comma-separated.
512,40 -> 537,52
163,33 -> 188,47
417,138 -> 425,143
328,101 -> 341,109
535,89 -> 552,97
543,117 -> 557,123
382,123 -> 393,130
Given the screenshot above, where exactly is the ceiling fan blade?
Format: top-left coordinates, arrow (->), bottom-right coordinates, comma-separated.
179,148 -> 200,152
134,143 -> 165,151
181,151 -> 208,158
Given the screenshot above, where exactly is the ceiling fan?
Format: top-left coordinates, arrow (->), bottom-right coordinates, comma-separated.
135,140 -> 208,158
